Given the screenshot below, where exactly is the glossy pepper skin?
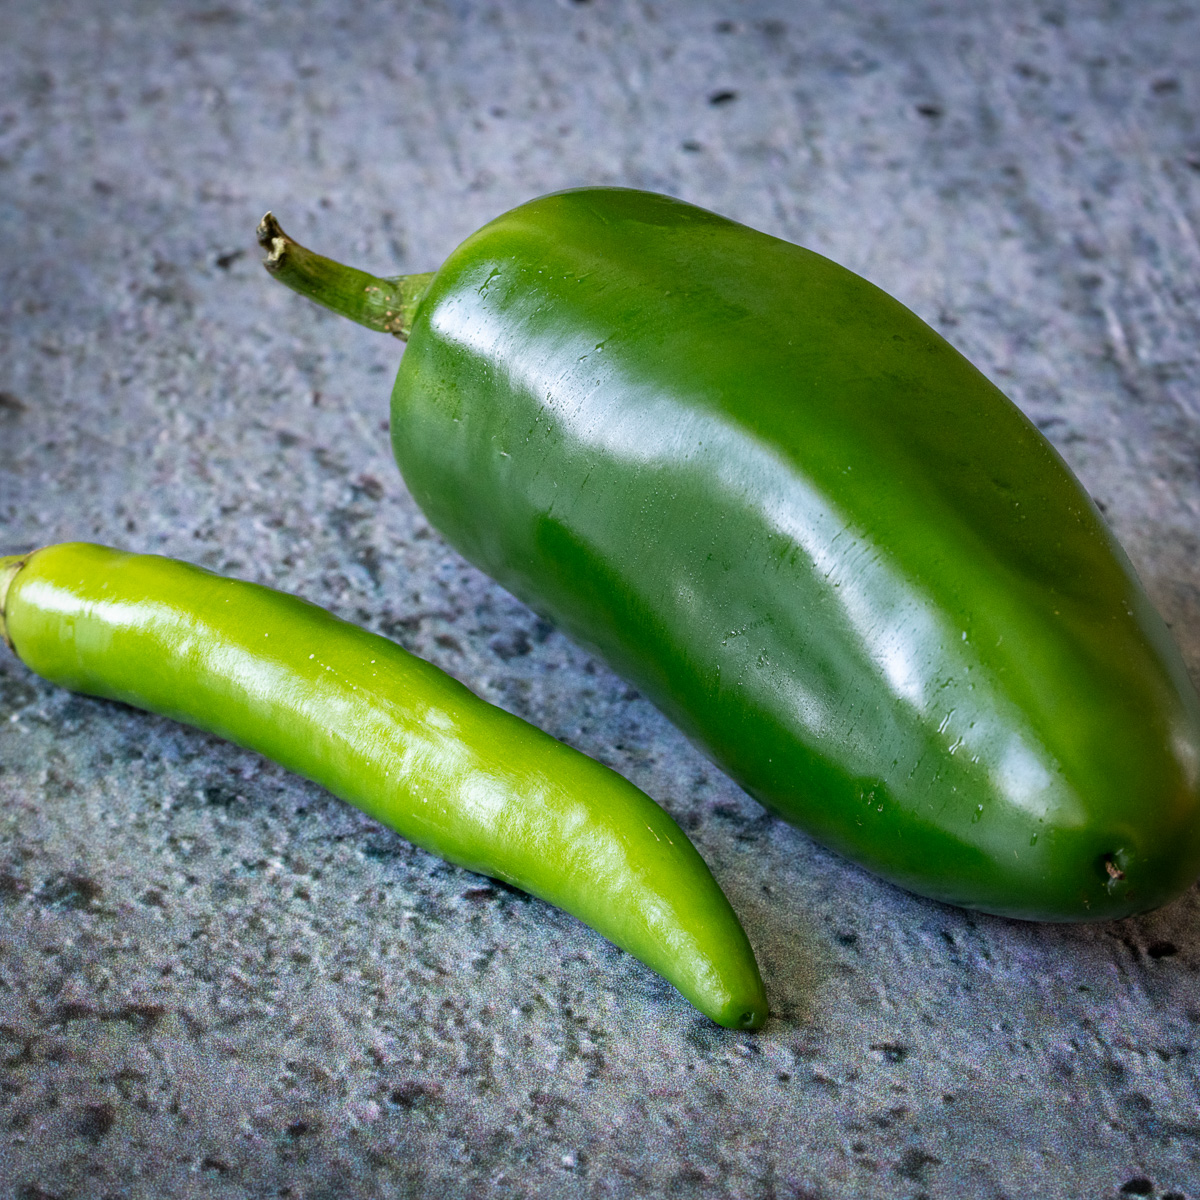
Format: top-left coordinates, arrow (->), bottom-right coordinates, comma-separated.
0,543 -> 768,1028
262,188 -> 1200,921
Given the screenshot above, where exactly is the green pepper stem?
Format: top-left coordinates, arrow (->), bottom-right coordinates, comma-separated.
0,554 -> 29,651
256,213 -> 435,341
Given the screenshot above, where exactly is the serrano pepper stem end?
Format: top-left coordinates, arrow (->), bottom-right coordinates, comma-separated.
0,553 -> 29,651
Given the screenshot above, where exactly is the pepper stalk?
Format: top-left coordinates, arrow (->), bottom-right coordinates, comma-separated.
256,213 -> 434,341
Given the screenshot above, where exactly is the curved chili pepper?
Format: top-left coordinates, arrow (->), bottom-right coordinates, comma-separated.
0,543 -> 768,1028
258,188 -> 1200,921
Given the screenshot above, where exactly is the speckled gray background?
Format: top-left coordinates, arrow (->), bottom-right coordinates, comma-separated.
2,2 -> 1200,1197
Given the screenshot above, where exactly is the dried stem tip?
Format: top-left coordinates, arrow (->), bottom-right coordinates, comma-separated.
257,211 -> 291,270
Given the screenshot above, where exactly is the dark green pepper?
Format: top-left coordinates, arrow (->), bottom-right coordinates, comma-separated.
259,188 -> 1200,921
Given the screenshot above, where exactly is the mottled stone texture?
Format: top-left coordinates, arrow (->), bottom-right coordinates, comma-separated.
1,1 -> 1199,1197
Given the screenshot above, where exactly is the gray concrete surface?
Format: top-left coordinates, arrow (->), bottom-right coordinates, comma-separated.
2,1 -> 1200,1196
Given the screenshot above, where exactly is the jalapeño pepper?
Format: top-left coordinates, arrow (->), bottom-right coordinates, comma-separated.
259,188 -> 1200,921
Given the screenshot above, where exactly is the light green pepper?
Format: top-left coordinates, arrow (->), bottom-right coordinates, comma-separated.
0,543 -> 768,1028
